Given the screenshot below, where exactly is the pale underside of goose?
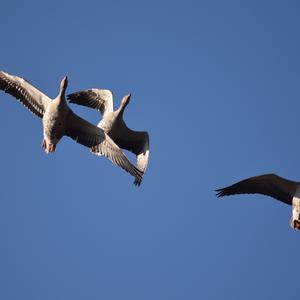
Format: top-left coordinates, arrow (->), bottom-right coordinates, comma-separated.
215,173 -> 300,230
0,71 -> 143,185
67,89 -> 149,185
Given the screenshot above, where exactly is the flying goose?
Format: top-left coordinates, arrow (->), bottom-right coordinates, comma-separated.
216,173 -> 300,230
67,89 -> 149,185
0,71 -> 143,184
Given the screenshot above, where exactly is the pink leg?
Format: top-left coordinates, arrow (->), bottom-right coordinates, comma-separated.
42,139 -> 56,153
42,139 -> 47,150
50,144 -> 56,152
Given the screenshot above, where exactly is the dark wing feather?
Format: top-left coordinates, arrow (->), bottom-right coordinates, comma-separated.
0,71 -> 51,118
215,173 -> 298,205
65,111 -> 143,184
112,129 -> 149,186
67,89 -> 113,116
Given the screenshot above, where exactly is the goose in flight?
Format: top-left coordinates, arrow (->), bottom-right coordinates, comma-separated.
0,71 -> 143,184
67,89 -> 149,185
216,173 -> 300,230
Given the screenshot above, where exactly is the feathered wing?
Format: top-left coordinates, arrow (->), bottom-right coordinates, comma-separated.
215,173 -> 298,205
67,89 -> 113,116
0,71 -> 51,118
112,129 -> 150,186
133,132 -> 149,185
65,111 -> 143,184
67,89 -> 149,185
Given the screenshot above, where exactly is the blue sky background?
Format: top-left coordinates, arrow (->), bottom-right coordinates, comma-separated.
1,1 -> 300,299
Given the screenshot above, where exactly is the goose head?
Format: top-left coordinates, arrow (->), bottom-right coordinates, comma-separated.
290,207 -> 300,230
59,76 -> 68,96
121,93 -> 131,108
290,195 -> 300,230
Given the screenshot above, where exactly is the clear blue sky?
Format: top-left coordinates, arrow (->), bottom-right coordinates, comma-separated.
1,1 -> 300,299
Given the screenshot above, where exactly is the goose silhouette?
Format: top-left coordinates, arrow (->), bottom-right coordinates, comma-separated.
216,173 -> 300,230
68,89 -> 149,185
0,71 -> 143,185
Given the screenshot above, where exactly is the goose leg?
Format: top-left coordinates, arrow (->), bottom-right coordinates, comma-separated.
48,143 -> 56,153
42,139 -> 56,153
42,139 -> 47,150
90,146 -> 103,156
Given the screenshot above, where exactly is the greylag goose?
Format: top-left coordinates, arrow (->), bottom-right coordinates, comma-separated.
0,71 -> 143,184
67,89 -> 149,185
216,173 -> 300,230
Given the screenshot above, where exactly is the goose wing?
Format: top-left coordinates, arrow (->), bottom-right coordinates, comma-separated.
215,173 -> 298,205
113,128 -> 149,186
65,111 -> 143,184
67,89 -> 113,116
0,71 -> 51,118
134,132 -> 150,186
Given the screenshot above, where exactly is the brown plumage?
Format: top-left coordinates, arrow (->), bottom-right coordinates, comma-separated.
216,173 -> 300,230
0,71 -> 143,184
68,89 -> 149,186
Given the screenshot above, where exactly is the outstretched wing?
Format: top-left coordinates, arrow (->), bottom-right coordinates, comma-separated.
215,173 -> 298,205
67,89 -> 113,116
0,71 -> 51,118
113,129 -> 149,186
65,110 -> 143,184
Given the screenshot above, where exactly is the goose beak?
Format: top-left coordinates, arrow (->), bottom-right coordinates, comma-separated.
60,76 -> 68,89
121,94 -> 131,107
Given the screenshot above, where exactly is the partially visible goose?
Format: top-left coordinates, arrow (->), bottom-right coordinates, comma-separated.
67,89 -> 149,185
0,71 -> 143,184
216,173 -> 300,230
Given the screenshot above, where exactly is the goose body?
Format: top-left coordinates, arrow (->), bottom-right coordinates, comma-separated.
0,71 -> 143,184
67,89 -> 149,185
216,173 -> 300,230
41,77 -> 69,152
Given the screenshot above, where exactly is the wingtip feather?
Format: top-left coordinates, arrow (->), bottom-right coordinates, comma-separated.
215,188 -> 226,197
